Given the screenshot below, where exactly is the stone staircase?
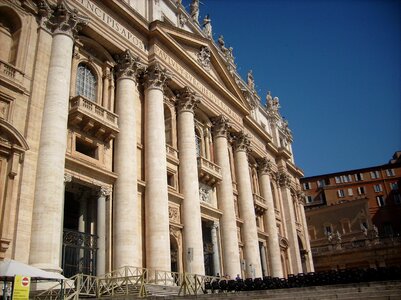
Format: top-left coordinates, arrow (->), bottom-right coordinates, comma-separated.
142,280 -> 401,300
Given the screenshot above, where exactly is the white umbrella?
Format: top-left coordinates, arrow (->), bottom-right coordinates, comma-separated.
0,259 -> 65,280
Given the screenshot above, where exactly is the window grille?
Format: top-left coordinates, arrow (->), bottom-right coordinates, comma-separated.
76,64 -> 97,101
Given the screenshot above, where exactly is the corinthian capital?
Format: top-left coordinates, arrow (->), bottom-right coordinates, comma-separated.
278,171 -> 291,188
47,1 -> 89,38
115,49 -> 144,80
176,87 -> 200,114
99,186 -> 111,198
233,131 -> 251,153
257,157 -> 273,175
143,62 -> 171,90
211,115 -> 230,138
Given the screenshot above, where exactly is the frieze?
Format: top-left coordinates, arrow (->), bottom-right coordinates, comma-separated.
74,0 -> 148,54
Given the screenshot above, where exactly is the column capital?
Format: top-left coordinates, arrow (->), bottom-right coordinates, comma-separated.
47,1 -> 89,38
278,171 -> 291,188
99,186 -> 111,198
211,115 -> 230,138
143,62 -> 171,90
115,49 -> 144,80
257,157 -> 273,175
64,173 -> 72,183
176,86 -> 200,114
233,131 -> 251,153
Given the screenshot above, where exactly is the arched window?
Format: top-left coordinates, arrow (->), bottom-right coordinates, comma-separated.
76,63 -> 97,101
195,128 -> 202,157
164,105 -> 172,146
0,7 -> 22,65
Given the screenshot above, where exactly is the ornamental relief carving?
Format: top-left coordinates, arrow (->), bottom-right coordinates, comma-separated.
169,206 -> 180,223
278,171 -> 291,188
232,131 -> 251,153
257,157 -> 273,175
197,46 -> 211,71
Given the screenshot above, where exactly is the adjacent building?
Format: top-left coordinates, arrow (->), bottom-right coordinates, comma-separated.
0,0 -> 313,279
301,152 -> 401,271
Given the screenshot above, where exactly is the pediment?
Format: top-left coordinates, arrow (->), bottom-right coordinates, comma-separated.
153,22 -> 253,113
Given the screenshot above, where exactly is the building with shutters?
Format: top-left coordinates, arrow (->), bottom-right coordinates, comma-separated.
0,0 -> 313,278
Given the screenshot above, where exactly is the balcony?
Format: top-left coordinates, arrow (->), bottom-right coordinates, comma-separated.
166,144 -> 179,163
0,59 -> 24,91
68,96 -> 119,142
253,193 -> 268,215
197,156 -> 222,186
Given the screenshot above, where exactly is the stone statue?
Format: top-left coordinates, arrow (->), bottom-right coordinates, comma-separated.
247,70 -> 255,90
190,0 -> 199,23
203,14 -> 212,38
218,35 -> 227,52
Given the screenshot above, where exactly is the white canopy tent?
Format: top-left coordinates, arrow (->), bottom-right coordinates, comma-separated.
0,259 -> 65,281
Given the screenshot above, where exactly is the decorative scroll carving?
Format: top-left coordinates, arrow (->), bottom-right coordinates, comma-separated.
176,87 -> 200,114
169,206 -> 180,223
197,46 -> 211,71
143,62 -> 171,90
233,131 -> 251,153
278,171 -> 291,188
257,157 -> 273,175
211,115 -> 230,138
115,49 -> 144,80
46,1 -> 89,38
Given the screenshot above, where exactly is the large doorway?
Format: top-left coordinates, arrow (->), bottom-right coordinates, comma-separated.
62,183 -> 98,277
202,221 -> 214,276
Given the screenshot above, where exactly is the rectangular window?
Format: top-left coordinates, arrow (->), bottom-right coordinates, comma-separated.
335,176 -> 342,184
303,182 -> 311,190
317,179 -> 325,188
355,173 -> 364,181
305,195 -> 313,204
337,189 -> 345,197
386,169 -> 395,177
348,188 -> 353,196
394,193 -> 401,205
376,196 -> 385,207
374,184 -> 383,192
390,182 -> 398,190
324,225 -> 332,235
75,138 -> 98,159
342,175 -> 352,183
357,186 -> 366,195
370,171 -> 380,179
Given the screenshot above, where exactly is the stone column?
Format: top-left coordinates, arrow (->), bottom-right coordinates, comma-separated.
233,132 -> 262,278
297,191 -> 314,273
211,115 -> 241,278
30,5 -> 87,272
176,87 -> 204,275
211,221 -> 221,276
97,186 -> 110,276
260,243 -> 268,277
143,63 -> 171,271
257,158 -> 283,278
278,171 -> 302,274
113,50 -> 143,268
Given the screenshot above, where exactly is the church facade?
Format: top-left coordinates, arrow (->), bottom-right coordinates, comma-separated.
0,0 -> 313,279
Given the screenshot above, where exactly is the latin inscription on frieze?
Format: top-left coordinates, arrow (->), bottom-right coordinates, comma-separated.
75,0 -> 148,54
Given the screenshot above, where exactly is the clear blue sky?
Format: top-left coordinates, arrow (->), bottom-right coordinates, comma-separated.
182,0 -> 401,176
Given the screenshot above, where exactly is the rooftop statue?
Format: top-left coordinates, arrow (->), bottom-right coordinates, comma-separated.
190,0 -> 200,23
218,35 -> 227,52
203,14 -> 212,38
247,70 -> 255,90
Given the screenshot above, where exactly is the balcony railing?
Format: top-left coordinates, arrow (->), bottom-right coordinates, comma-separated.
197,156 -> 222,186
253,193 -> 267,215
166,144 -> 178,160
69,95 -> 119,142
0,59 -> 24,87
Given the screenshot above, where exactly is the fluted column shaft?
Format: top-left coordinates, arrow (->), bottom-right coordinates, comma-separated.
113,50 -> 142,268
144,63 -> 171,271
212,116 -> 241,278
279,172 -> 302,274
233,133 -> 262,278
177,87 -> 204,275
30,6 -> 87,272
257,158 -> 283,278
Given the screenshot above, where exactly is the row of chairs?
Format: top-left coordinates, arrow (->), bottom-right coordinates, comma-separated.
204,266 -> 401,293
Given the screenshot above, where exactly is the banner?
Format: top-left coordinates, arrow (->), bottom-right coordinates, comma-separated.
12,275 -> 30,300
